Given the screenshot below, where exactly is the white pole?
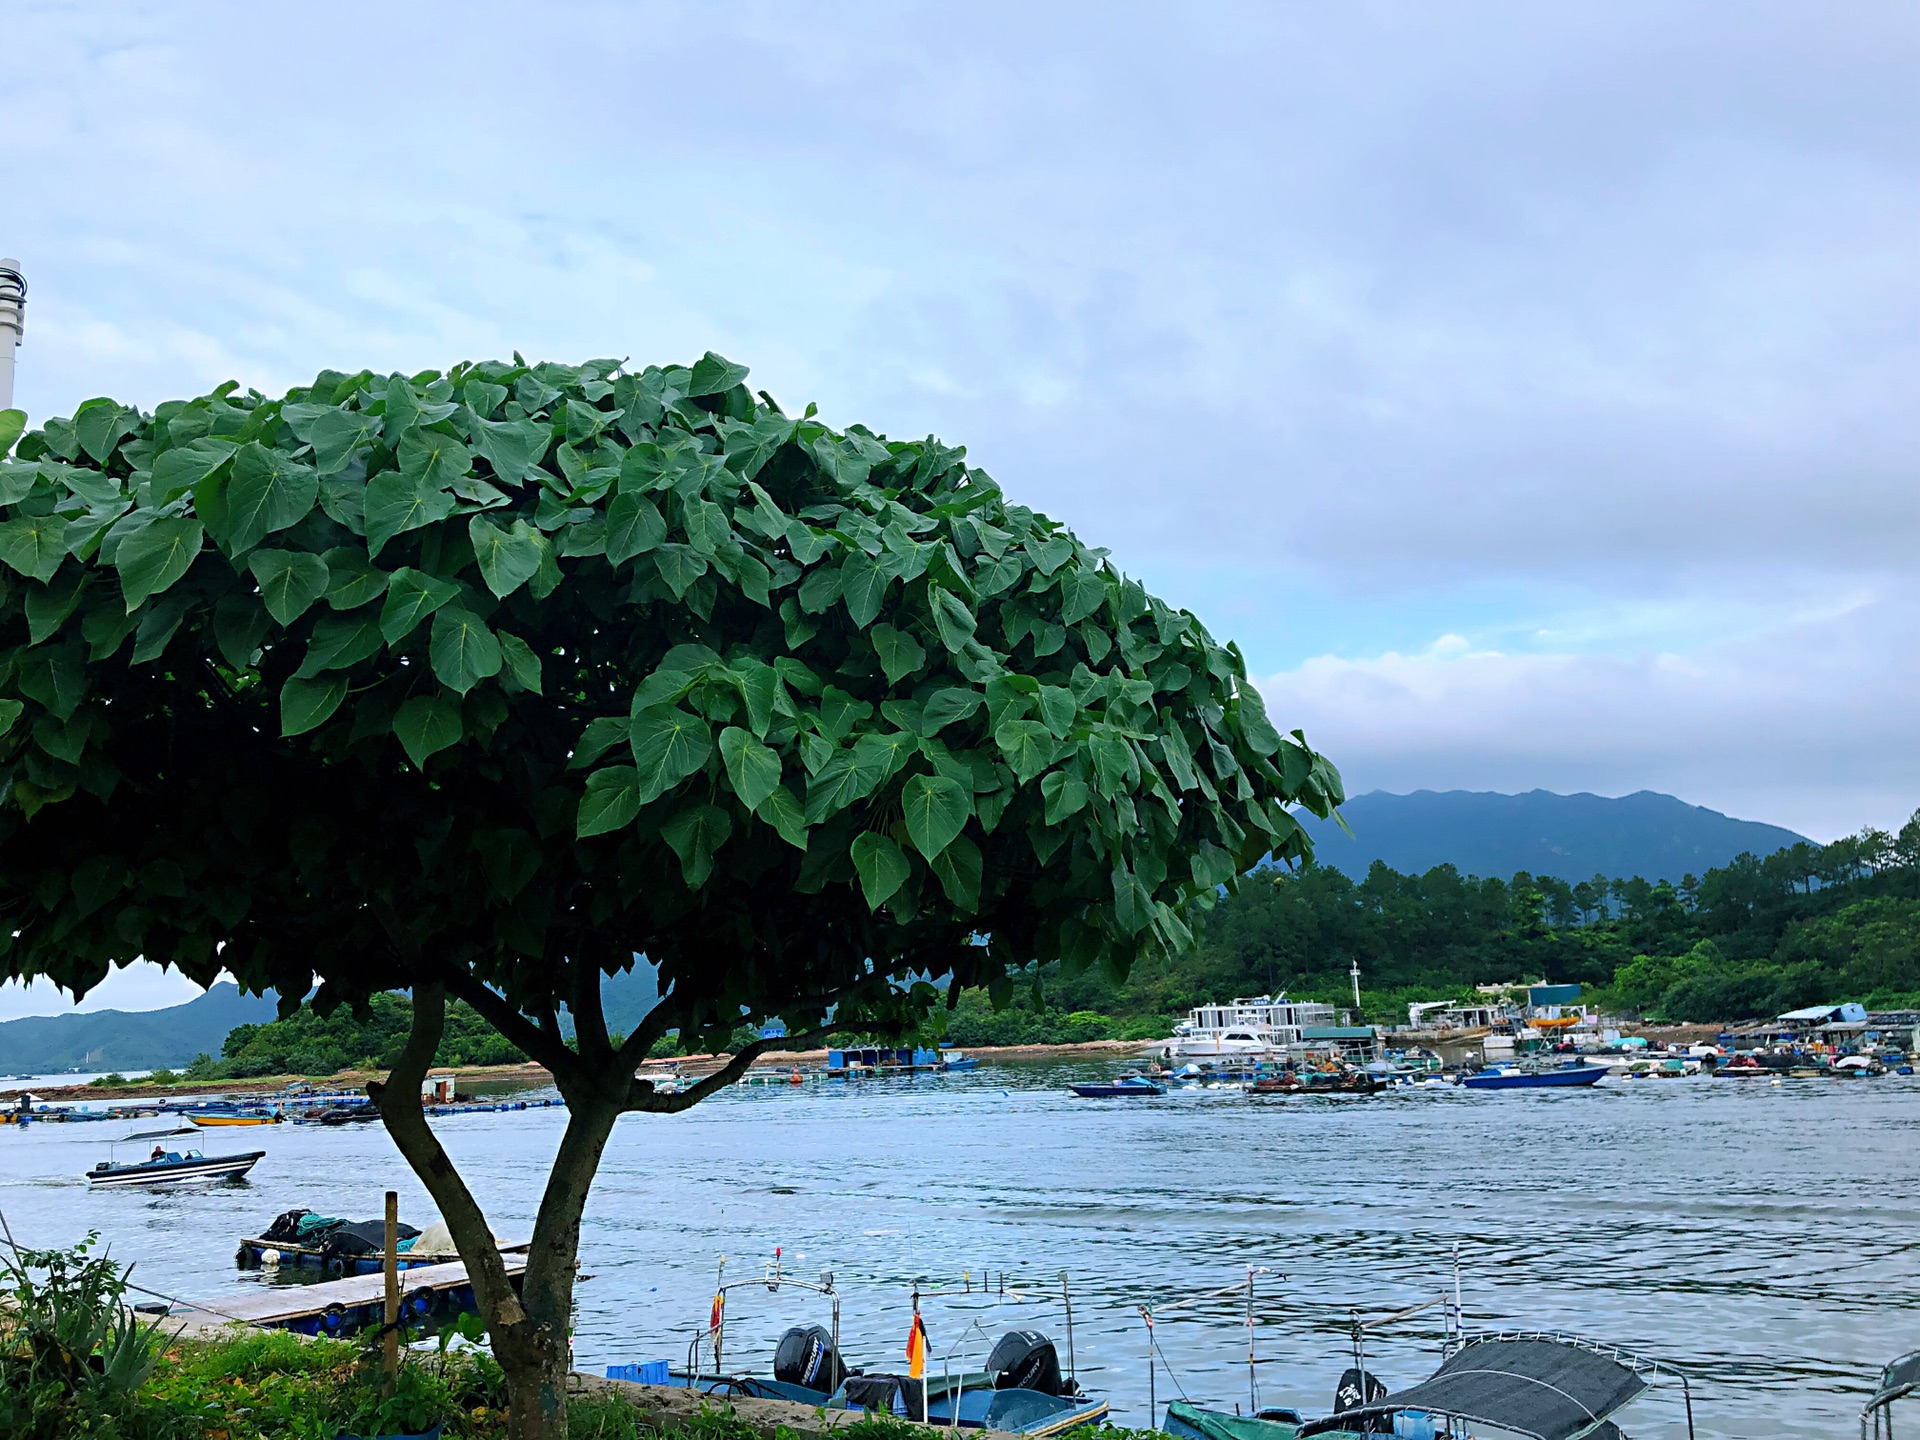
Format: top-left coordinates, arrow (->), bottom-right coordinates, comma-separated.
1350,959 -> 1362,1013
0,259 -> 24,413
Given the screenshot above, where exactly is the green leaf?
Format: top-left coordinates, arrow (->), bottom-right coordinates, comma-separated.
0,515 -> 69,582
213,593 -> 270,669
308,408 -> 381,475
687,351 -> 750,397
498,631 -> 542,693
995,717 -> 1061,784
920,688 -> 984,734
430,605 -> 503,694
322,547 -> 390,610
851,831 -> 911,910
392,693 -> 464,768
1041,770 -> 1089,824
653,544 -> 709,599
226,441 -> 319,552
661,804 -> 732,888
755,785 -> 810,850
130,593 -> 191,663
280,674 -> 349,737
0,409 -> 25,458
569,715 -> 630,770
604,493 -> 667,565
24,571 -> 87,645
1027,535 -> 1074,575
930,833 -> 982,911
577,765 -> 642,837
468,414 -> 550,484
718,726 -> 783,811
364,467 -> 457,559
870,624 -> 926,685
249,549 -> 331,626
114,518 -> 204,609
0,698 -> 22,735
151,437 -> 237,501
1060,568 -> 1107,625
901,773 -> 971,860
295,608 -> 384,678
1234,680 -> 1283,756
73,398 -> 136,464
468,514 -> 544,598
930,587 -> 977,651
378,567 -> 460,644
1036,684 -> 1077,739
839,551 -> 888,627
398,427 -> 472,490
628,706 -> 713,804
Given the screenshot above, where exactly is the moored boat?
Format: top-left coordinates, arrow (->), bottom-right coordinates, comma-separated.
1460,1060 -> 1606,1090
1245,1069 -> 1383,1097
1067,1075 -> 1164,1098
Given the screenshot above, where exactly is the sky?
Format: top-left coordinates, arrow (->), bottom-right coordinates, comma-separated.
2,2 -> 1915,1019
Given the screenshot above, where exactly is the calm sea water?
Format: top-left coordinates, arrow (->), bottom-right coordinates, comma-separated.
1,1062 -> 1914,1438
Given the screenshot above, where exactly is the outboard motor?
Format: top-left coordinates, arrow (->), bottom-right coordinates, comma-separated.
1331,1368 -> 1391,1433
773,1324 -> 846,1394
986,1329 -> 1065,1396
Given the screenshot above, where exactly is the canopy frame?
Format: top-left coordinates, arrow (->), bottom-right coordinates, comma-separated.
1863,1348 -> 1920,1440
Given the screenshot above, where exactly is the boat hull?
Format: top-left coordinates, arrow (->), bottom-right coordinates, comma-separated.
1462,1066 -> 1606,1090
1068,1082 -> 1164,1097
87,1151 -> 265,1186
189,1114 -> 280,1126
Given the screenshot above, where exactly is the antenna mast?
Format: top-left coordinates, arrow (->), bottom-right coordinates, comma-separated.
0,259 -> 24,412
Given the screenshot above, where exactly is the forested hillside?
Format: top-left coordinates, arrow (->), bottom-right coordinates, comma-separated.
944,809 -> 1920,1041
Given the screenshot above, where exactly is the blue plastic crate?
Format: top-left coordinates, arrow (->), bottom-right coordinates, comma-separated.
606,1360 -> 671,1386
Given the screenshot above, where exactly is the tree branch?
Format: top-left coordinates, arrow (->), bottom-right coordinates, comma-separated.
438,966 -> 580,1085
367,985 -> 533,1339
641,1024 -> 839,1113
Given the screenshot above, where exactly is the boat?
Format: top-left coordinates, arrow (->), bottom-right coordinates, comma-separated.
86,1128 -> 265,1187
188,1108 -> 282,1126
1863,1347 -> 1919,1439
1159,996 -> 1339,1063
1067,1076 -> 1164,1098
1460,1060 -> 1606,1090
940,1051 -> 980,1072
236,1209 -> 530,1278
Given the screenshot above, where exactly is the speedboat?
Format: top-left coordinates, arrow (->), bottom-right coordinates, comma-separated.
87,1128 -> 265,1187
1067,1076 -> 1164,1098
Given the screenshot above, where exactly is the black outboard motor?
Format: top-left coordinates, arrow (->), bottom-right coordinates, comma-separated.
1331,1368 -> 1391,1433
773,1324 -> 847,1394
987,1329 -> 1065,1396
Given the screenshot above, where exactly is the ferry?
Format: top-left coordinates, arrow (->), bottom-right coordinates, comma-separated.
1157,995 -> 1337,1063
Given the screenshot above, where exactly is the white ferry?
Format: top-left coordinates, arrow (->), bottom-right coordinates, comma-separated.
1157,995 -> 1338,1062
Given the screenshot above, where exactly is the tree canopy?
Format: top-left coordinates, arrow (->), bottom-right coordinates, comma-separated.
0,353 -> 1339,1436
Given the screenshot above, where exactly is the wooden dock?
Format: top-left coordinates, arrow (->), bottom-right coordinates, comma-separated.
168,1257 -> 525,1338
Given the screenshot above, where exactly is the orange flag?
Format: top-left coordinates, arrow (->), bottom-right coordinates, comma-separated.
710,1292 -> 724,1333
906,1312 -> 928,1379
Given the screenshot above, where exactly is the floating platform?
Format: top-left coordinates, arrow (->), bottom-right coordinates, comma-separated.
235,1235 -> 530,1278
169,1257 -> 525,1338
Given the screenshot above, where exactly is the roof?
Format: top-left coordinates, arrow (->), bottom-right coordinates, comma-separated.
1777,1005 -> 1843,1021
1302,1026 -> 1375,1039
1299,1337 -> 1648,1440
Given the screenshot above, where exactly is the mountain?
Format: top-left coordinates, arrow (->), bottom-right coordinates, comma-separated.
0,981 -> 281,1074
1297,789 -> 1809,884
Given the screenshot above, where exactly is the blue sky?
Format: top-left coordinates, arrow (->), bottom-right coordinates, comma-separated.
2,2 -> 1915,1018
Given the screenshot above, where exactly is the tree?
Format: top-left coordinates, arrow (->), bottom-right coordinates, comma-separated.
0,356 -> 1340,1437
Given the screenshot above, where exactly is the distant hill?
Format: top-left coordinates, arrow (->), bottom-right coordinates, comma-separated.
1297,789 -> 1809,884
0,982 -> 280,1073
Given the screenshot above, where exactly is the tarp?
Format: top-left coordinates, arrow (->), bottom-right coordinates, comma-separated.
1298,1338 -> 1647,1440
1164,1400 -> 1304,1440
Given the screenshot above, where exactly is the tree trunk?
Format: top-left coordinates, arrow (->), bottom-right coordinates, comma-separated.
371,984 -> 625,1440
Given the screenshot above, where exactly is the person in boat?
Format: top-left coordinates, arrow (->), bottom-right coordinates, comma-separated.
151,1145 -> 167,1161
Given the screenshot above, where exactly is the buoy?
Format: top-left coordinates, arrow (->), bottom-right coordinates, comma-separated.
261,1248 -> 281,1267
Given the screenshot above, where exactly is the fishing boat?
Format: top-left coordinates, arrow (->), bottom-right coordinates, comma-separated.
188,1107 -> 282,1127
236,1209 -> 530,1277
1067,1075 -> 1164,1098
940,1050 -> 980,1072
86,1126 -> 265,1187
1460,1060 -> 1606,1090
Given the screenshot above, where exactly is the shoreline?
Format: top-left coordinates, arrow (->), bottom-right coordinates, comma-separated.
16,1039 -> 1160,1103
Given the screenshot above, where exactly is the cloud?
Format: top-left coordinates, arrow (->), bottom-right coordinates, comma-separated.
1257,575 -> 1920,840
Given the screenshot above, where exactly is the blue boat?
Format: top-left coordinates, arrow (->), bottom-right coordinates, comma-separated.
1461,1061 -> 1606,1090
1068,1076 -> 1164,1097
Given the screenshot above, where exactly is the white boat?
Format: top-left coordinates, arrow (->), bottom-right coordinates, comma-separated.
85,1125 -> 265,1187
1157,995 -> 1338,1062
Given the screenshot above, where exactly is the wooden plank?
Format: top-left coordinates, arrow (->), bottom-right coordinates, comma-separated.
173,1257 -> 525,1327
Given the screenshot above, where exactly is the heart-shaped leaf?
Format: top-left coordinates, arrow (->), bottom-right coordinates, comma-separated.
249,549 -> 331,626
851,831 -> 911,910
719,726 -> 783,812
901,773 -> 971,861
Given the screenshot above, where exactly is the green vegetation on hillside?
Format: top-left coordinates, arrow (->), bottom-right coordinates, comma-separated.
187,995 -> 526,1080
946,811 -> 1920,1034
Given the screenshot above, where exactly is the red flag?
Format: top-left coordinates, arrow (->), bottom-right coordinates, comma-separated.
906,1312 -> 928,1379
709,1292 -> 724,1333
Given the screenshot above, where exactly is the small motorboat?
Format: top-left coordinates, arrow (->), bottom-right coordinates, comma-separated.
1068,1076 -> 1164,1098
1460,1060 -> 1607,1090
87,1128 -> 265,1187
1245,1069 -> 1383,1098
188,1107 -> 282,1127
940,1050 -> 980,1072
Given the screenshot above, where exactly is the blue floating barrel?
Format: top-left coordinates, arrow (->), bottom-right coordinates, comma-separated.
606,1360 -> 671,1385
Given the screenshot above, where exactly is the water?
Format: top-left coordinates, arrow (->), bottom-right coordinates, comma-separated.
1,1062 -> 1915,1438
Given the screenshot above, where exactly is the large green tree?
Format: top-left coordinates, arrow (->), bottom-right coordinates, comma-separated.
0,356 -> 1339,1436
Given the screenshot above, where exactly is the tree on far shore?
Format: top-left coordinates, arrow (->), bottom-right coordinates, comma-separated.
0,356 -> 1338,1438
